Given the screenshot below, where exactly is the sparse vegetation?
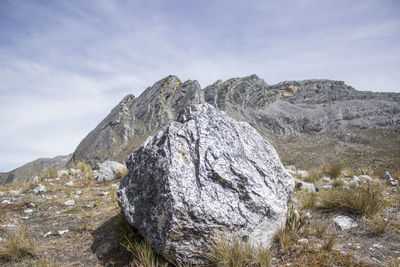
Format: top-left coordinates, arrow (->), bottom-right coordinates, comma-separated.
301,192 -> 317,210
0,225 -> 37,262
318,185 -> 384,216
305,169 -> 321,183
204,234 -> 271,267
39,168 -> 58,179
322,235 -> 336,252
76,162 -> 92,173
367,215 -> 390,236
324,163 -> 341,179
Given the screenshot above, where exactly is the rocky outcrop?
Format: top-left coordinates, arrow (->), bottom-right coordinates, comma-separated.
204,75 -> 400,135
0,154 -> 72,185
118,104 -> 294,264
70,75 -> 203,166
97,161 -> 127,182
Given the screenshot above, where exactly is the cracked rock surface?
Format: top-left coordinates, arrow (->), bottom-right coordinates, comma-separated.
118,103 -> 294,264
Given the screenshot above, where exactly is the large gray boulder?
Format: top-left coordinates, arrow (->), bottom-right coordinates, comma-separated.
118,103 -> 294,264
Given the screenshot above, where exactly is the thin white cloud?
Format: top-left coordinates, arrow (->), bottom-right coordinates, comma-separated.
0,0 -> 399,171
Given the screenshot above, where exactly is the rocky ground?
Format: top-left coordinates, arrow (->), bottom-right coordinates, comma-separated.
0,164 -> 399,266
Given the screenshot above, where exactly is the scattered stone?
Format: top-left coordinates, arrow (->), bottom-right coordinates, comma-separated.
348,176 -> 360,186
111,183 -> 119,189
32,184 -> 46,194
75,190 -> 82,195
28,202 -> 35,208
1,224 -> 16,228
33,176 -> 39,182
85,204 -> 94,208
390,180 -> 399,186
64,200 -> 75,206
118,104 -> 294,265
0,191 -> 3,196
9,190 -> 21,195
298,238 -> 309,244
100,191 -> 109,196
97,161 -> 127,182
296,170 -> 309,178
355,243 -> 361,249
322,176 -> 332,183
64,181 -> 74,187
294,178 -> 316,192
43,231 -> 52,237
24,208 -> 33,213
380,171 -> 393,180
58,229 -> 69,235
1,200 -> 11,204
57,170 -> 69,177
372,243 -> 384,249
0,237 -> 4,242
69,168 -> 81,175
334,215 -> 358,230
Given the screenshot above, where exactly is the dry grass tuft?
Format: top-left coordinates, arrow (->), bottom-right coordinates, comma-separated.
366,215 -> 390,236
0,225 -> 37,262
301,192 -> 317,210
76,162 -> 92,173
318,185 -> 384,216
204,234 -> 271,267
116,167 -> 128,180
324,163 -> 341,179
305,169 -> 322,183
39,168 -> 58,179
322,235 -> 336,252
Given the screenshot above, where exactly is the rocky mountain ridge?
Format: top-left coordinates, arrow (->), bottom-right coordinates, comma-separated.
1,74 -> 399,184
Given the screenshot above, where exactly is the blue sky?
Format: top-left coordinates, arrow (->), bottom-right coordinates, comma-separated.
1,0 -> 399,171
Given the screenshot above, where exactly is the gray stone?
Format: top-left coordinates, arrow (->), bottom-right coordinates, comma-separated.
32,184 -> 46,194
64,200 -> 75,206
358,175 -> 372,181
380,171 -> 393,180
97,161 -> 127,182
118,104 -> 294,265
334,215 -> 358,230
294,178 -> 316,192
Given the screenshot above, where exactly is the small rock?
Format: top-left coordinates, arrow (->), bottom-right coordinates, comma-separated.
100,191 -> 110,196
69,169 -> 81,175
64,200 -> 75,206
85,204 -> 94,208
57,170 -> 69,177
0,237 -> 5,242
322,176 -> 332,183
64,181 -> 74,187
294,178 -> 316,192
380,171 -> 393,180
296,170 -> 309,178
390,180 -> 399,186
111,183 -> 119,189
358,175 -> 372,181
334,215 -> 358,230
1,200 -> 11,204
285,165 -> 297,172
347,176 -> 360,186
9,190 -> 21,195
97,161 -> 127,182
372,243 -> 384,249
43,231 -> 52,237
33,176 -> 39,183
57,229 -> 69,235
355,243 -> 361,249
75,190 -> 82,195
0,192 -> 3,196
32,184 -> 46,194
28,202 -> 35,208
95,241 -> 118,259
24,208 -> 33,213
298,238 -> 309,244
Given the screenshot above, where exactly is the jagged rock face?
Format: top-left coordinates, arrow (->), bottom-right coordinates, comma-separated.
118,103 -> 294,264
71,75 -> 203,165
0,154 -> 72,185
204,75 -> 400,135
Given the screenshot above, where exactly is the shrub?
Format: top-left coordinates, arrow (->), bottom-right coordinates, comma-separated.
301,193 -> 317,210
356,167 -> 374,176
305,169 -> 322,183
0,225 -> 37,261
204,234 -> 271,267
318,185 -> 384,216
325,164 -> 341,179
76,162 -> 92,173
39,168 -> 58,179
367,216 -> 389,236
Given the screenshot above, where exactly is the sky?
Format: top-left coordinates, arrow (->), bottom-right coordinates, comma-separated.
0,0 -> 399,172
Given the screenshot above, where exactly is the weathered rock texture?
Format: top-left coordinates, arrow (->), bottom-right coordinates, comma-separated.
70,75 -> 203,166
97,161 -> 127,182
118,103 -> 294,264
0,154 -> 71,185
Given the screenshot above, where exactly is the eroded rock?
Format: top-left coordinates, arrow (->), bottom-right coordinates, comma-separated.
118,103 -> 294,264
97,161 -> 127,182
